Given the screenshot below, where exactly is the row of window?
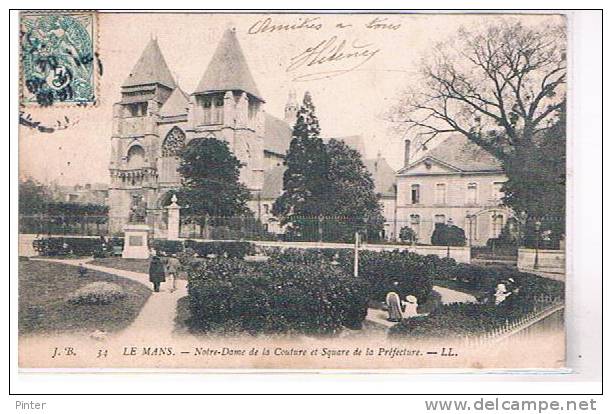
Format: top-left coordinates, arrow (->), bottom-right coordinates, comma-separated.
197,95 -> 224,125
409,182 -> 504,205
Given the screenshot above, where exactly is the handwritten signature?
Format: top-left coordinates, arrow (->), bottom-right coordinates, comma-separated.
287,35 -> 382,81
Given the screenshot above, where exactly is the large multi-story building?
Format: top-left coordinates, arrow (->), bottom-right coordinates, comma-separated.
107,29 -> 397,238
396,135 -> 512,246
108,29 -> 295,236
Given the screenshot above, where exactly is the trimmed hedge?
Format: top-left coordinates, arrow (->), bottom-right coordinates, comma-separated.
33,237 -> 103,256
150,239 -> 184,256
186,258 -> 369,335
33,236 -> 124,257
150,239 -> 255,259
184,240 -> 254,258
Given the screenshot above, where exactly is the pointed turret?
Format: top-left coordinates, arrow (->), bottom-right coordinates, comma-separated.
284,89 -> 299,125
123,38 -> 177,90
194,28 -> 263,101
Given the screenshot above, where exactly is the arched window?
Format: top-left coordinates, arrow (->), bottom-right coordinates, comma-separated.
126,145 -> 145,169
491,213 -> 504,238
162,127 -> 186,157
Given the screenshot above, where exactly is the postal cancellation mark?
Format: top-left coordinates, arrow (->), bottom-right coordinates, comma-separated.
20,11 -> 97,106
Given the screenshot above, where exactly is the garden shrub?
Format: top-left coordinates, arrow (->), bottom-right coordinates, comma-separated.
33,237 -> 104,256
264,247 -> 436,305
67,282 -> 126,305
184,240 -> 255,258
186,258 -> 368,335
151,239 -> 184,256
356,250 -> 434,304
431,223 -> 467,246
399,226 -> 417,243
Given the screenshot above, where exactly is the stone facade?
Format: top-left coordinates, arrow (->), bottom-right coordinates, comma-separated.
108,30 -> 292,237
396,135 -> 513,246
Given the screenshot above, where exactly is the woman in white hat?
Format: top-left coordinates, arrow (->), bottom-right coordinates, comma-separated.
402,295 -> 419,318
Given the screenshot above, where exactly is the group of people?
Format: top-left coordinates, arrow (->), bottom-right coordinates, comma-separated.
385,292 -> 419,323
148,251 -> 180,293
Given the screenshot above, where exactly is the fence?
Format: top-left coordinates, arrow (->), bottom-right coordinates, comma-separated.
19,214 -> 110,236
463,296 -> 565,347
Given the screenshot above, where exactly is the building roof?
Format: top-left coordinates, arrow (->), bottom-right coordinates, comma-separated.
159,87 -> 189,117
363,156 -> 396,197
264,113 -> 292,156
122,38 -> 177,89
194,28 -> 263,100
322,135 -> 366,156
261,165 -> 286,199
402,134 -> 502,173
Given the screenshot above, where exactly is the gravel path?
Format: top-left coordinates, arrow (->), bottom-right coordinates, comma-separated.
34,258 -> 189,342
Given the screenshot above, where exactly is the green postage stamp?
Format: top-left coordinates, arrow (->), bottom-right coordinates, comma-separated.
20,11 -> 97,106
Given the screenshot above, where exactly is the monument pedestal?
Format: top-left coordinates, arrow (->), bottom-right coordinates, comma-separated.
122,224 -> 151,259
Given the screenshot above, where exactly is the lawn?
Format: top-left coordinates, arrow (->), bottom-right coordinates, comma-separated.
19,260 -> 151,335
433,278 -> 489,298
90,257 -> 150,274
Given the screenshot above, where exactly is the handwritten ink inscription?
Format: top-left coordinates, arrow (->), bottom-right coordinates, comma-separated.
247,15 -> 402,81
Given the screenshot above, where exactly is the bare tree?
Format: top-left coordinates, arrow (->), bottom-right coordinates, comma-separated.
392,18 -> 566,160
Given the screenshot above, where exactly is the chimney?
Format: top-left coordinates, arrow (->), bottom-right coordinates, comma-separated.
404,139 -> 411,168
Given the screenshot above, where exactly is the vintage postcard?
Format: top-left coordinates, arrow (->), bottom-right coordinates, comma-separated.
18,11 -> 567,371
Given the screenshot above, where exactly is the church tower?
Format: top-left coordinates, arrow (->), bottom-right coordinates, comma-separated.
284,89 -> 299,126
108,38 -> 177,235
187,28 -> 265,193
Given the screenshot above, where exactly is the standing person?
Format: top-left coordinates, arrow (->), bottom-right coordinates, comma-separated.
385,291 -> 403,322
148,255 -> 165,292
165,254 -> 180,293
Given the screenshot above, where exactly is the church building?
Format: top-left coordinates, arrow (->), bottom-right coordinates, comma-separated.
108,29 -> 295,237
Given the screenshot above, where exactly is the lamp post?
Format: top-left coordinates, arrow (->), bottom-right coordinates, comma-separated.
446,217 -> 453,258
534,220 -> 542,269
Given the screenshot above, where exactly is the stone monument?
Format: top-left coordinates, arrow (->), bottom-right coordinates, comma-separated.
166,194 -> 181,241
122,204 -> 151,259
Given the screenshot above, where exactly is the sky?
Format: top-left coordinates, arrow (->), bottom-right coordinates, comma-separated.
19,12 -> 563,185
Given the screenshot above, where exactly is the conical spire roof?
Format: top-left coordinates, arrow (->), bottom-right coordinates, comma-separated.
194,28 -> 263,101
123,38 -> 177,89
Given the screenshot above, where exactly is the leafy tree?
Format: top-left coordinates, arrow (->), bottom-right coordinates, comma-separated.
392,18 -> 566,241
177,138 -> 251,233
273,93 -> 385,241
502,107 -> 566,247
272,91 -> 331,237
19,177 -> 50,214
324,139 -> 384,241
431,223 -> 466,246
